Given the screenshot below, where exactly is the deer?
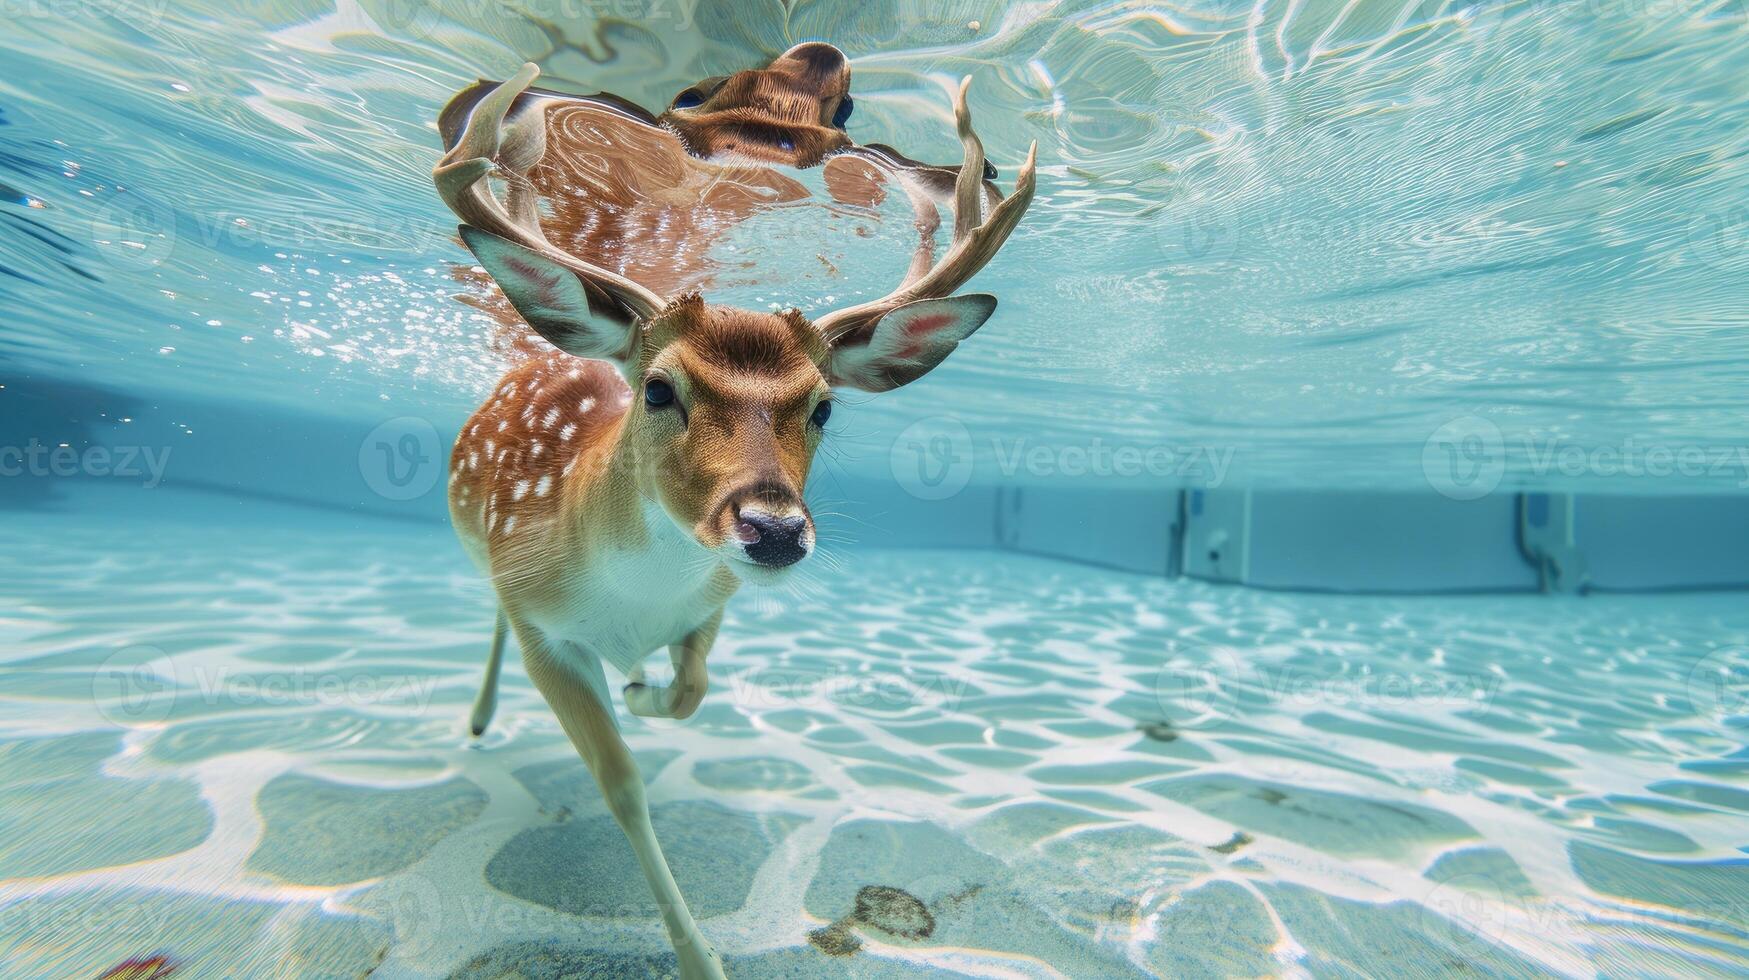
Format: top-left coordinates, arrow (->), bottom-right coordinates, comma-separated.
434,61 -> 1035,978
437,42 -> 1000,362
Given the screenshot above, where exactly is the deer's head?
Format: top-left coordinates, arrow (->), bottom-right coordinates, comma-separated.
658,42 -> 855,167
437,64 -> 1035,582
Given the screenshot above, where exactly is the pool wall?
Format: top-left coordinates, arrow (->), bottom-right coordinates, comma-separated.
13,374 -> 1749,595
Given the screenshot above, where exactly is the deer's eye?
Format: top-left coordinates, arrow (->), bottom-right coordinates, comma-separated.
645,379 -> 675,407
672,90 -> 705,110
810,400 -> 832,428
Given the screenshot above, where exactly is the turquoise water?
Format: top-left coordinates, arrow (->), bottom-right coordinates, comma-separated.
2,0 -> 1747,486
3,2 -> 1749,978
4,498 -> 1748,976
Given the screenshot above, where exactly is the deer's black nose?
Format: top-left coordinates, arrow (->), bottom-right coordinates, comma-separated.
735,508 -> 809,567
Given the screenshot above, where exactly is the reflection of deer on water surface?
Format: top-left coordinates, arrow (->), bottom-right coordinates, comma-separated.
437,42 -> 1004,360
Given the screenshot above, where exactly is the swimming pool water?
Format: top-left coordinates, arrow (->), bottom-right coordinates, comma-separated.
2,498 -> 1746,976
1,0 -> 1747,488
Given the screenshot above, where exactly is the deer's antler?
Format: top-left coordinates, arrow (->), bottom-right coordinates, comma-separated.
434,62 -> 667,326
814,77 -> 1037,346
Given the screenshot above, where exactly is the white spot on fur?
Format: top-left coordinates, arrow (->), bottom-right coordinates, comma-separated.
513,480 -> 530,501
579,397 -> 595,413
502,515 -> 517,535
559,423 -> 576,441
535,475 -> 552,497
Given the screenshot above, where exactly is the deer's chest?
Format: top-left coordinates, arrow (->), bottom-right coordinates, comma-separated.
532,507 -> 728,674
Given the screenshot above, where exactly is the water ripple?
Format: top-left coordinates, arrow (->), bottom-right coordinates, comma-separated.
0,0 -> 1745,488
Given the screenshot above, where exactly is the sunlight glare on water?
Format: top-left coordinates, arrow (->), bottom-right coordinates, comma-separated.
2,1 -> 1747,487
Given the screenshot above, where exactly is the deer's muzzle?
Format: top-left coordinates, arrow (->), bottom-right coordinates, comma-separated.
730,503 -> 811,568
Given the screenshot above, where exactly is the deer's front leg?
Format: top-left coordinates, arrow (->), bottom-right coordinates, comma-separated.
624,609 -> 721,720
517,625 -> 725,980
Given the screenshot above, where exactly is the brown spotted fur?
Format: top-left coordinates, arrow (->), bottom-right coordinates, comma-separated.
446,43 -> 981,364
448,298 -> 827,636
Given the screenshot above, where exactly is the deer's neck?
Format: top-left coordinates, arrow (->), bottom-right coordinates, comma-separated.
561,420 -> 717,591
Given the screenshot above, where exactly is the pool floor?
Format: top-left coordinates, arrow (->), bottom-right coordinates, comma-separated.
1,499 -> 1746,977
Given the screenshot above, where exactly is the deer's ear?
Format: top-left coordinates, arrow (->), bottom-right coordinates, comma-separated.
459,226 -> 640,363
825,294 -> 996,392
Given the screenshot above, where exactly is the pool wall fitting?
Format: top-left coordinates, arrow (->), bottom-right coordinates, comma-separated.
10,381 -> 1748,595
1519,493 -> 1585,593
